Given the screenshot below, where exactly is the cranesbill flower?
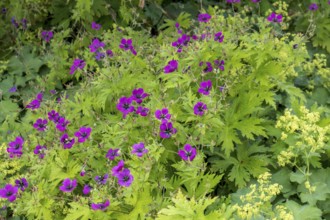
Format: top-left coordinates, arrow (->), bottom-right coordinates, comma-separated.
267,12 -> 283,23
26,99 -> 40,110
83,185 -> 92,195
11,17 -> 19,28
41,31 -> 53,42
91,200 -> 110,211
106,148 -> 120,161
214,32 -> 224,43
194,102 -> 207,116
309,3 -> 318,11
80,170 -> 86,176
159,122 -> 177,139
70,59 -> 85,75
36,93 -> 43,102
56,117 -> 70,132
214,60 -> 225,71
9,86 -> 17,92
15,178 -> 28,191
91,21 -> 101,30
33,118 -> 48,131
136,106 -> 149,117
112,160 -> 125,177
48,110 -> 59,122
172,35 -> 190,52
106,50 -> 114,57
132,142 -> 148,157
251,0 -> 261,2
164,60 -> 178,73
0,184 -> 18,202
89,38 -> 105,53
117,169 -> 134,187
7,136 -> 24,158
178,144 -> 197,161
34,145 -> 47,159
198,13 -> 211,23
21,18 -> 27,29
175,22 -> 182,34
95,51 -> 105,60
199,62 -> 213,73
155,108 -> 171,122
119,38 -> 133,51
198,80 -> 212,96
116,96 -> 135,118
59,178 -> 77,193
131,88 -> 149,104
95,174 -> 109,185
60,133 -> 75,149
74,126 -> 91,143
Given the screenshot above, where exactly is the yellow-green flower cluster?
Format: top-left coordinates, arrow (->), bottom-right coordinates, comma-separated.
303,53 -> 330,89
276,106 -> 329,166
234,172 -> 291,220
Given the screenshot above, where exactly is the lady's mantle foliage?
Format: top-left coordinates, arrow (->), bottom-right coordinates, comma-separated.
59,178 -> 77,193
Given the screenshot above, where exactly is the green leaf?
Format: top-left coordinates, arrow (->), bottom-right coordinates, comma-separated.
285,201 -> 322,220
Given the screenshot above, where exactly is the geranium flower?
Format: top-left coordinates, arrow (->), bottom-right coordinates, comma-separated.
59,178 -> 77,193
267,12 -> 283,23
7,136 -> 24,158
116,96 -> 135,118
70,59 -> 85,75
178,144 -> 197,161
106,148 -> 120,161
136,106 -> 149,117
15,178 -> 28,191
60,133 -> 75,149
33,118 -> 48,131
34,145 -> 47,159
91,200 -> 110,211
117,169 -> 134,187
91,21 -> 101,30
309,3 -> 318,11
198,80 -> 212,96
95,174 -> 109,185
155,108 -> 171,122
194,102 -> 207,116
131,142 -> 148,157
0,184 -> 18,202
159,122 -> 177,139
214,60 -> 225,71
112,160 -> 125,177
74,126 -> 92,143
199,62 -> 213,73
198,13 -> 211,23
214,32 -> 224,43
41,31 -> 53,42
83,185 -> 92,195
164,60 -> 178,73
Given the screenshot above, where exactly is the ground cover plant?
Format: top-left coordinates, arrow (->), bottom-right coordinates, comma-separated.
0,1 -> 330,220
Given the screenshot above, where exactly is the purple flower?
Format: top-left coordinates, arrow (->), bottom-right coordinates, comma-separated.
112,160 -> 125,177
106,50 -> 114,57
91,200 -> 110,211
91,21 -> 101,30
7,136 -> 24,158
9,86 -> 17,93
194,102 -> 207,116
164,60 -> 178,73
309,3 -> 318,11
21,19 -> 27,29
60,133 -> 75,149
11,17 -> 19,28
50,89 -> 57,95
117,169 -> 134,187
33,118 -> 48,131
119,38 -> 133,51
199,62 -> 213,73
219,86 -> 225,92
74,126 -> 92,143
130,47 -> 137,56
172,35 -> 190,52
214,60 -> 225,71
83,185 -> 92,195
106,148 -> 120,160
136,106 -> 149,117
0,184 -> 18,202
89,38 -> 105,53
59,178 -> 77,193
95,51 -> 105,60
214,32 -> 224,43
131,88 -> 149,104
95,174 -> 109,185
198,13 -> 211,23
251,0 -> 261,2
26,99 -> 40,110
56,117 -> 70,132
178,144 -> 197,161
131,142 -> 148,157
198,80 -> 212,96
80,170 -> 86,176
175,22 -> 182,34
48,110 -> 59,122
41,31 -> 53,42
116,96 -> 135,118
36,93 -> 43,102
34,145 -> 47,159
155,108 -> 171,122
159,122 -> 177,139
267,12 -> 283,23
70,59 -> 85,75
15,178 -> 28,191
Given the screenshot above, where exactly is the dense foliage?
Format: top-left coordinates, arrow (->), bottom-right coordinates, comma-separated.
0,0 -> 329,219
